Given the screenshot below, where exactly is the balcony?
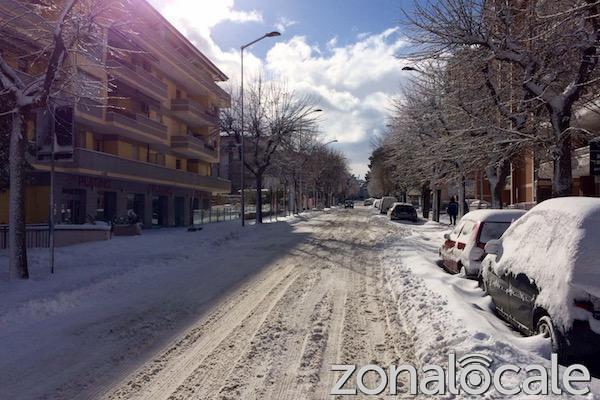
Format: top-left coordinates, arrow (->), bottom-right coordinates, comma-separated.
170,99 -> 219,127
171,135 -> 218,162
135,32 -> 230,105
105,111 -> 168,145
107,59 -> 168,102
37,148 -> 230,193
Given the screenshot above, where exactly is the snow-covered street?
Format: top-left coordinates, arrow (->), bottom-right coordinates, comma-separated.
1,207 -> 599,399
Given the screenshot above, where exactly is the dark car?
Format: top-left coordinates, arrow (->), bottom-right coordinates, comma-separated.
388,202 -> 418,222
482,198 -> 600,362
344,200 -> 354,209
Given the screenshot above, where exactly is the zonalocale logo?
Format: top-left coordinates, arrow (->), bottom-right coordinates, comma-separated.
331,353 -> 591,396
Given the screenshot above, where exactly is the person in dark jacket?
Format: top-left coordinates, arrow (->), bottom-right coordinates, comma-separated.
447,196 -> 459,225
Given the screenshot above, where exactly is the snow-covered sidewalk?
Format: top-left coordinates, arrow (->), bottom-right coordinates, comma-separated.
379,213 -> 600,398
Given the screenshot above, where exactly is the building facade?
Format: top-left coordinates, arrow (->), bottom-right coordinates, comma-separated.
0,0 -> 231,227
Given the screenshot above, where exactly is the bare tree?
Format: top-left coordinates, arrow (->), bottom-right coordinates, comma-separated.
220,79 -> 320,223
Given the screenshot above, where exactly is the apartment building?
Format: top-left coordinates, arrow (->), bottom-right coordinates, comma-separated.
0,0 -> 231,228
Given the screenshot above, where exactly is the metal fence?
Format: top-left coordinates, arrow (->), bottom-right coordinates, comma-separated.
0,225 -> 51,249
193,208 -> 241,225
192,205 -> 292,226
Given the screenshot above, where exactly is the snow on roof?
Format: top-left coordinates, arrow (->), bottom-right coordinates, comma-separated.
533,196 -> 600,221
463,209 -> 526,222
485,197 -> 600,332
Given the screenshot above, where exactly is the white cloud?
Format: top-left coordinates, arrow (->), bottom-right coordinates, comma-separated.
148,1 -> 409,178
275,16 -> 298,33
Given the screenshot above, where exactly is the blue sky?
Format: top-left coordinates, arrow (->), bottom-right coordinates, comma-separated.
148,0 -> 417,178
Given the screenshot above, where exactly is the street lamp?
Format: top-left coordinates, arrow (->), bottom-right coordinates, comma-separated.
240,31 -> 281,226
402,66 -> 421,72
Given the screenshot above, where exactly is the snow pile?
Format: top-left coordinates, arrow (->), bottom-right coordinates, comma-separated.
379,215 -> 600,398
484,197 -> 600,333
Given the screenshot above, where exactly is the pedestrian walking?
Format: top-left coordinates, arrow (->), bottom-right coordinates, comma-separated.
447,196 -> 459,226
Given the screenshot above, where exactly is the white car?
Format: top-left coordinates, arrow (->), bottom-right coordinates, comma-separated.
439,209 -> 526,278
379,196 -> 398,214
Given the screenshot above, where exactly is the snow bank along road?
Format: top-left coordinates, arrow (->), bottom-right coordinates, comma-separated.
0,208 -> 416,400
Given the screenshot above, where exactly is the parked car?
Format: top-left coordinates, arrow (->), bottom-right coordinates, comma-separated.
344,200 -> 354,209
469,199 -> 491,209
482,197 -> 600,361
364,198 -> 375,206
439,209 -> 526,278
388,202 -> 418,222
373,199 -> 382,209
379,196 -> 398,214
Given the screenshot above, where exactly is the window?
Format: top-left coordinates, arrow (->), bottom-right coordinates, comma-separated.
140,102 -> 150,117
479,222 -> 511,244
94,138 -> 103,152
176,89 -> 182,99
459,220 -> 476,239
176,159 -> 181,170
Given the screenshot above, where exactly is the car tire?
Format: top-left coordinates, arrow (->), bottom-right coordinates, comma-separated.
536,315 -> 567,361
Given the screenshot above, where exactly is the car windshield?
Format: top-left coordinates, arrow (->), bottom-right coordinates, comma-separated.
394,206 -> 414,213
479,221 -> 511,243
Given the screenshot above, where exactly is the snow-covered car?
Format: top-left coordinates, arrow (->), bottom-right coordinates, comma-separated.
469,199 -> 491,209
482,197 -> 600,361
379,196 -> 398,214
388,202 -> 418,222
439,209 -> 526,278
363,198 -> 374,206
373,199 -> 382,209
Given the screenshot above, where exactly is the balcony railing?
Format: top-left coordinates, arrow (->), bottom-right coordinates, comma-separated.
39,148 -> 230,192
106,110 -> 168,143
170,98 -> 219,127
107,59 -> 168,101
171,134 -> 218,161
136,32 -> 230,104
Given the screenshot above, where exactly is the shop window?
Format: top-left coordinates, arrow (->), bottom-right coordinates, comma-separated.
61,189 -> 86,224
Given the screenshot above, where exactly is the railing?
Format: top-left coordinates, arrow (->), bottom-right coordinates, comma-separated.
0,225 -> 50,249
65,148 -> 230,192
106,111 -> 168,141
137,33 -> 230,103
107,59 -> 168,100
193,205 -> 292,226
170,98 -> 220,126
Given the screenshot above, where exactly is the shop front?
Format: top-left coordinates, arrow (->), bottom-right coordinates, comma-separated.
26,171 -> 213,228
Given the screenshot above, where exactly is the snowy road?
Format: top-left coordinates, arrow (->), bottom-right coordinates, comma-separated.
3,208 -> 599,399
102,209 -> 415,400
0,208 -> 416,400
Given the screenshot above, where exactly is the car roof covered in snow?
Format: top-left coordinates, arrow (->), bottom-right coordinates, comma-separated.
485,197 -> 600,332
532,196 -> 600,221
462,209 -> 526,222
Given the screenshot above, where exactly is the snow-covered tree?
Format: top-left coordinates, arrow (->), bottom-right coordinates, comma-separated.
0,0 -> 132,279
406,0 -> 600,196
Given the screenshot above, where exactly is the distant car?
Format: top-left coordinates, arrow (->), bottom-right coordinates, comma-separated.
344,200 -> 354,209
469,199 -> 491,209
439,209 -> 526,279
482,198 -> 600,362
379,196 -> 398,214
364,198 -> 374,206
388,202 -> 418,222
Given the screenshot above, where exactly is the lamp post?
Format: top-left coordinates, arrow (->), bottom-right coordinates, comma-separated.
240,31 -> 281,226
